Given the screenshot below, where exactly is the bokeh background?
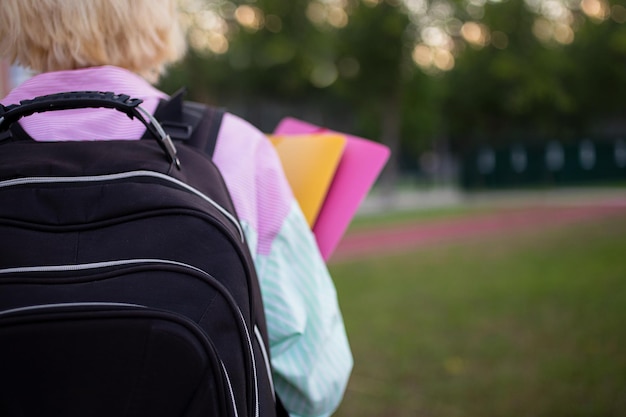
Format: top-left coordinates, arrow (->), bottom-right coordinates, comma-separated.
2,1 -> 625,416
159,0 -> 626,193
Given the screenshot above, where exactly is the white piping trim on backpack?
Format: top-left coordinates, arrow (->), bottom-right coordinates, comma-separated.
239,311 -> 260,417
0,259 -> 166,274
254,325 -> 276,398
221,361 -> 240,417
0,258 -> 225,274
0,300 -> 242,416
0,170 -> 245,243
0,258 -> 259,417
0,302 -> 145,316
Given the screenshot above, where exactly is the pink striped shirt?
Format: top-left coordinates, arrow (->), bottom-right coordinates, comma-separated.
0,66 -> 291,256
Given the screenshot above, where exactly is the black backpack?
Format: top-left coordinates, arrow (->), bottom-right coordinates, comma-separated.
0,91 -> 285,417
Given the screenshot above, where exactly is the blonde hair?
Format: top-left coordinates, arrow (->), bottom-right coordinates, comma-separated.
0,0 -> 186,83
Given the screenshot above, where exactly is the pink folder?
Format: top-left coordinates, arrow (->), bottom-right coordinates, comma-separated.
274,118 -> 390,261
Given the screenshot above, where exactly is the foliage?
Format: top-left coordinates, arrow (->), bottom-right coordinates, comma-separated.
445,1 -> 626,152
160,0 -> 626,178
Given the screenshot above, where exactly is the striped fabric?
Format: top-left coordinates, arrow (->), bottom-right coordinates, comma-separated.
0,66 -> 166,141
1,66 -> 353,417
252,203 -> 353,417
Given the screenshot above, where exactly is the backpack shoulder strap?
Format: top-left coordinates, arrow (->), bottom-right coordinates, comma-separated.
145,88 -> 225,157
146,90 -> 292,417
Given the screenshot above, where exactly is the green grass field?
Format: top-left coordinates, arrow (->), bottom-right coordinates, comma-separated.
347,205 -> 489,232
330,215 -> 626,417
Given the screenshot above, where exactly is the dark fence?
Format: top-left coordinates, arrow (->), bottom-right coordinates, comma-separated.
460,138 -> 626,189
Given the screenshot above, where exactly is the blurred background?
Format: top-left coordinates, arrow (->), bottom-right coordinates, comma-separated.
2,0 -> 625,415
162,0 -> 626,195
2,0 -> 626,194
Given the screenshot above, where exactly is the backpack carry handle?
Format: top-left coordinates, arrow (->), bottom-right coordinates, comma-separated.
0,91 -> 181,169
0,91 -> 142,125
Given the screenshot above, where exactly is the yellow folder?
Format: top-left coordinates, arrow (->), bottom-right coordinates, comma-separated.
268,133 -> 346,227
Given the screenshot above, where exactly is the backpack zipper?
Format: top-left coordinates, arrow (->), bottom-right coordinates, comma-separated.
0,301 -> 144,316
0,300 -> 239,417
0,258 -> 261,417
0,170 -> 244,243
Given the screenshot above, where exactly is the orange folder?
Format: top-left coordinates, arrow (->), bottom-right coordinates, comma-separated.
268,133 -> 346,227
272,118 -> 390,261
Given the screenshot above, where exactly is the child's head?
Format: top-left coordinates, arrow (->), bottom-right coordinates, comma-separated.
0,0 -> 186,83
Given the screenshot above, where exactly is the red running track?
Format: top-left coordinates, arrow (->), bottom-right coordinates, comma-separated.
330,197 -> 626,263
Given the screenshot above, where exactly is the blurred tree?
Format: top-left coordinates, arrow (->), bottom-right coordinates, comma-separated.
162,0 -> 426,186
568,11 -> 626,135
328,1 -> 414,185
160,0 -> 626,184
444,0 -> 577,151
444,0 -> 626,153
